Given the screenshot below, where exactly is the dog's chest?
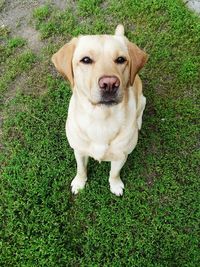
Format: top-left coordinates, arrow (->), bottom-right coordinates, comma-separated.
82,114 -> 124,160
84,111 -> 122,142
66,99 -> 138,161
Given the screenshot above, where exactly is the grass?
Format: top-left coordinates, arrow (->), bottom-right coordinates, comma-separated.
0,0 -> 200,266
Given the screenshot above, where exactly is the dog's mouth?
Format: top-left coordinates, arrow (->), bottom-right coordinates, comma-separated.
90,91 -> 123,107
98,99 -> 119,106
98,91 -> 122,106
90,97 -> 121,106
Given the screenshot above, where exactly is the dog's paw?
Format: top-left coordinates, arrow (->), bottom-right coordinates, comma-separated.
109,178 -> 124,196
71,176 -> 87,194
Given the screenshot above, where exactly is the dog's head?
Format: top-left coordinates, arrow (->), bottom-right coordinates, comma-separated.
52,25 -> 148,106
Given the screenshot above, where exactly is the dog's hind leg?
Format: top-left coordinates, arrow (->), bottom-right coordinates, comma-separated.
137,95 -> 146,130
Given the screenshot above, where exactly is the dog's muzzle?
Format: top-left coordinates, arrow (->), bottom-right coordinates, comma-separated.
98,76 -> 120,105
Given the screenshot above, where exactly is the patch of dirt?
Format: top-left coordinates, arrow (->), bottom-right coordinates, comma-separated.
146,172 -> 156,188
183,0 -> 200,14
52,0 -> 70,10
19,26 -> 44,53
4,74 -> 27,103
0,0 -> 71,52
0,1 -> 45,50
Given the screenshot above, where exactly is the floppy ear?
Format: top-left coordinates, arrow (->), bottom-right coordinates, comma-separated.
51,38 -> 77,87
128,41 -> 148,86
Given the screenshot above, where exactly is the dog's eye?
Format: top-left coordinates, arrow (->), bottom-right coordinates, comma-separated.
80,57 -> 93,64
115,56 -> 127,64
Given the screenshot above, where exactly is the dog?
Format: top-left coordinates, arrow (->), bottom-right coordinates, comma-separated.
52,25 -> 148,196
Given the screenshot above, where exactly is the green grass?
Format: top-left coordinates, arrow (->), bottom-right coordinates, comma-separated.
0,50 -> 36,97
1,0 -> 200,266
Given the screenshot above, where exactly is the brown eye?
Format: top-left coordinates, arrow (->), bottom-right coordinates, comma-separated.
80,57 -> 93,64
115,56 -> 127,64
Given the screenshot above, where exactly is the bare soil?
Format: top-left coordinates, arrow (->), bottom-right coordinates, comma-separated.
184,0 -> 200,14
0,0 -> 69,52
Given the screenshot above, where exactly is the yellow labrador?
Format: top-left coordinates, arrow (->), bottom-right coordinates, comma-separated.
52,25 -> 148,196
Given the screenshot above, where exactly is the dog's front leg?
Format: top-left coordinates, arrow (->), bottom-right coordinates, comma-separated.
109,156 -> 127,196
71,150 -> 88,194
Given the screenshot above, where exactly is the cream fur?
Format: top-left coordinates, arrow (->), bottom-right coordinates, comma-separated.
52,25 -> 148,196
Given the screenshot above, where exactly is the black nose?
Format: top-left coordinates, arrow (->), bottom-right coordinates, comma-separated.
98,76 -> 120,93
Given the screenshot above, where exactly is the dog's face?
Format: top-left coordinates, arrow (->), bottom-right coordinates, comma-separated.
73,35 -> 130,105
52,27 -> 148,106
